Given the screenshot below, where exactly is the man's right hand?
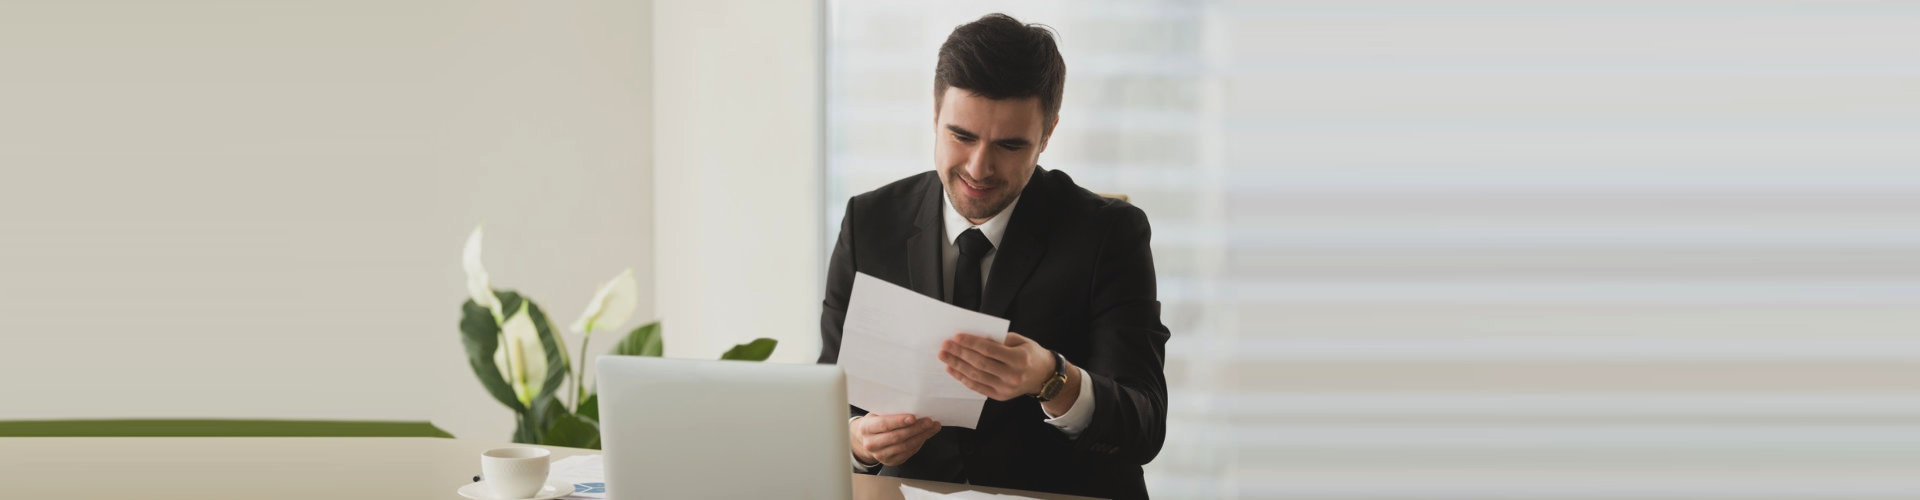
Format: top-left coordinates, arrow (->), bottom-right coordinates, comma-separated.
850,413 -> 942,466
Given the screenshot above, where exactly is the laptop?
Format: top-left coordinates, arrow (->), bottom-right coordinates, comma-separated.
596,355 -> 852,499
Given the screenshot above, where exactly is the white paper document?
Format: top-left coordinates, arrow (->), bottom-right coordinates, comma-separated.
900,484 -> 1042,500
549,454 -> 606,499
840,272 -> 1009,429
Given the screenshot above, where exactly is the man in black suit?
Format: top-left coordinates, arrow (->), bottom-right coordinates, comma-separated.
816,13 -> 1169,500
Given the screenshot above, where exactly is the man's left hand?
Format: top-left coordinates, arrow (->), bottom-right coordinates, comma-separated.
939,332 -> 1052,401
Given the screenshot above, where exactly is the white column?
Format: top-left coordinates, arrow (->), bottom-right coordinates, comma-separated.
651,0 -> 824,362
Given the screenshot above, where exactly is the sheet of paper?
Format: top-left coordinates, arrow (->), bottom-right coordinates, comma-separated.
840,272 -> 1009,429
550,454 -> 606,499
901,484 -> 1042,500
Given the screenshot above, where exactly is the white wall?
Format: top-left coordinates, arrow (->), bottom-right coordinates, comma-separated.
651,0 -> 824,363
0,0 -> 653,442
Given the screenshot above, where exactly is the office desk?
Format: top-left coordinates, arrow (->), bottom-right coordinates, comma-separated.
0,437 -> 1100,499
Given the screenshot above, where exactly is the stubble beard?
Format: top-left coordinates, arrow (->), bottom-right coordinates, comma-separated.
944,171 -> 1018,222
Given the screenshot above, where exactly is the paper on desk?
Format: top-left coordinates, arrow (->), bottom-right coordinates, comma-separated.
840,272 -> 1009,429
901,484 -> 1042,500
550,454 -> 605,499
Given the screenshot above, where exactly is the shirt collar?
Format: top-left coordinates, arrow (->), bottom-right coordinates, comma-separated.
942,190 -> 1019,250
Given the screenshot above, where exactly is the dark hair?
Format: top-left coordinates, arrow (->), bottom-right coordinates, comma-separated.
935,13 -> 1067,125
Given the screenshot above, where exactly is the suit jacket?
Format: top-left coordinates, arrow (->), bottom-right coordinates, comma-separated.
817,167 -> 1170,500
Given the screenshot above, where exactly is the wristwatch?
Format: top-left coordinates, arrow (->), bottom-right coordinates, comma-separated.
1032,351 -> 1069,402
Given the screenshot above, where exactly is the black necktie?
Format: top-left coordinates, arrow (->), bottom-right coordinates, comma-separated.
952,228 -> 993,311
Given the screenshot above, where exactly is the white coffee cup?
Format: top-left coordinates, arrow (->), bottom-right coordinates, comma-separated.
481,447 -> 551,499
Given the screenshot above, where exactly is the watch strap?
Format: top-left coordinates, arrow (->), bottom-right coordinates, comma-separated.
1034,351 -> 1068,401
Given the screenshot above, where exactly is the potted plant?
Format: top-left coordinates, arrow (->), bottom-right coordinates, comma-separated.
457,226 -> 776,448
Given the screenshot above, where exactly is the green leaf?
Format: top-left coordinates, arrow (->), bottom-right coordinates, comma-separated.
719,338 -> 778,361
491,291 -> 571,416
613,321 -> 664,357
540,412 -> 602,450
495,291 -> 526,327
514,294 -> 570,414
525,396 -> 567,444
578,393 -> 598,422
459,298 -> 524,412
512,411 -> 537,444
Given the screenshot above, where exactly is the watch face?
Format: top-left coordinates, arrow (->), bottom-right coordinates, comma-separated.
1039,376 -> 1065,400
1037,351 -> 1068,401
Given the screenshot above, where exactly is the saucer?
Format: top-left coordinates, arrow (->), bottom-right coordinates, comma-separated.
457,478 -> 577,500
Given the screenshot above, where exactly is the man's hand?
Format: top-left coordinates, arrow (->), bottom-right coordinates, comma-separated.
939,332 -> 1055,401
850,413 -> 941,466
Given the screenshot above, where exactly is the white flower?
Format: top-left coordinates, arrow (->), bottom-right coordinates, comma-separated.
463,225 -> 502,319
570,268 -> 639,336
497,305 -> 547,406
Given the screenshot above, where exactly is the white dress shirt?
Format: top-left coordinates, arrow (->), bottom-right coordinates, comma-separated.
852,190 -> 1097,472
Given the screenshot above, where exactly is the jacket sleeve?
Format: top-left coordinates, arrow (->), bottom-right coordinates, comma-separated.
1068,203 -> 1171,466
818,198 -> 880,473
818,197 -> 856,368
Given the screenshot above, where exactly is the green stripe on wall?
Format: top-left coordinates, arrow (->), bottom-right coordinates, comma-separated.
0,419 -> 454,438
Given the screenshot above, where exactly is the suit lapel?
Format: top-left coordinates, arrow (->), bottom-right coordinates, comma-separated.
904,175 -> 944,301
898,175 -> 969,477
981,169 -> 1049,318
973,169 -> 1050,434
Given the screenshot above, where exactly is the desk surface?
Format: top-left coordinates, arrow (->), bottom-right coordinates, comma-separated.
0,437 -> 1099,499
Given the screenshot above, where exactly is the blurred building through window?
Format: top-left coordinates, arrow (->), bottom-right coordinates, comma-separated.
825,2 -> 1920,498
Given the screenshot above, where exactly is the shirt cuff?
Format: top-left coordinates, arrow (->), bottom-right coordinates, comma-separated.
849,416 -> 880,472
1040,366 -> 1097,438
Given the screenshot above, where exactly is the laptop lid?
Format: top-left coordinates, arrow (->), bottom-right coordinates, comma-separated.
596,355 -> 851,499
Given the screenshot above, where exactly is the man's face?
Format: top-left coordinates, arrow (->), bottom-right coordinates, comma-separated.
934,88 -> 1054,223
